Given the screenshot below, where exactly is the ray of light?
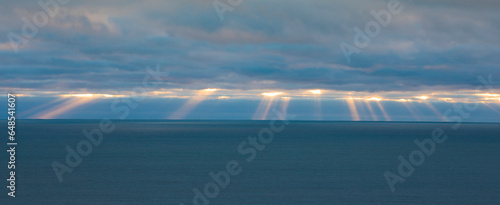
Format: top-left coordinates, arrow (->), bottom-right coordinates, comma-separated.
314,97 -> 322,120
402,102 -> 421,121
169,96 -> 207,119
252,92 -> 284,120
260,97 -> 275,120
20,97 -> 68,118
346,98 -> 360,121
364,101 -> 378,121
408,101 -> 425,119
252,98 -> 269,120
169,89 -> 217,119
262,92 -> 283,97
252,97 -> 276,120
280,97 -> 291,117
482,102 -> 500,115
423,102 -> 444,121
35,97 -> 95,119
375,101 -> 391,121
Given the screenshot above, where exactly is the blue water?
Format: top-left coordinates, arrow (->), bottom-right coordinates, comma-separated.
1,120 -> 499,204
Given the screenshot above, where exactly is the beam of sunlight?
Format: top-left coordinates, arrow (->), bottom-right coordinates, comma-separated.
364,101 -> 378,121
423,102 -> 444,121
401,102 -> 421,121
375,101 -> 391,121
21,97 -> 68,118
261,97 -> 275,120
252,92 -> 284,120
416,96 -> 429,100
481,102 -> 500,115
280,97 -> 291,118
252,98 -> 268,120
408,101 -> 425,119
346,98 -> 360,121
169,89 -> 217,119
252,97 -> 275,120
314,97 -> 322,120
35,97 -> 95,119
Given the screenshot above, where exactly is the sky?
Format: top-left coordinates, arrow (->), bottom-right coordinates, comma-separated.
1,0 -> 500,121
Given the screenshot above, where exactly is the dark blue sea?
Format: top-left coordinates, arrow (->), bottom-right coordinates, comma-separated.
1,120 -> 499,204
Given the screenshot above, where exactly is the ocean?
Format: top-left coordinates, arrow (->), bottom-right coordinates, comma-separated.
1,120 -> 499,204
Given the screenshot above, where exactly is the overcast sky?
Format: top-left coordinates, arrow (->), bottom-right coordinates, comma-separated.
1,0 -> 499,120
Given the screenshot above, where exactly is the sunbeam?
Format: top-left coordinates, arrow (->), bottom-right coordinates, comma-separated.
169,89 -> 217,119
364,101 -> 378,121
253,97 -> 275,120
401,102 -> 421,121
280,97 -> 291,118
423,102 -> 444,121
34,97 -> 95,119
482,102 -> 500,115
375,101 -> 391,121
252,92 -> 283,120
21,97 -> 68,118
346,98 -> 360,121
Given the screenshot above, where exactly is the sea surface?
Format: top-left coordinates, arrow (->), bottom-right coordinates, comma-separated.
1,120 -> 499,204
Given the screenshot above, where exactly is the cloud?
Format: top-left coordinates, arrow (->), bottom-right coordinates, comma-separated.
1,0 -> 499,94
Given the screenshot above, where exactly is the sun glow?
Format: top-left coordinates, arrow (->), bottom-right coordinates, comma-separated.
366,97 -> 382,101
203,88 -> 218,92
346,97 -> 360,121
309,90 -> 322,95
262,92 -> 283,97
416,96 -> 429,100
477,93 -> 500,97
62,94 -> 94,98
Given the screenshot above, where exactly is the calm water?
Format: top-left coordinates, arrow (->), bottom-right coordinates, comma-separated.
1,120 -> 499,204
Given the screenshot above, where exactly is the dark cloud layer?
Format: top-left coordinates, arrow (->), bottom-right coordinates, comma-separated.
1,0 -> 499,93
